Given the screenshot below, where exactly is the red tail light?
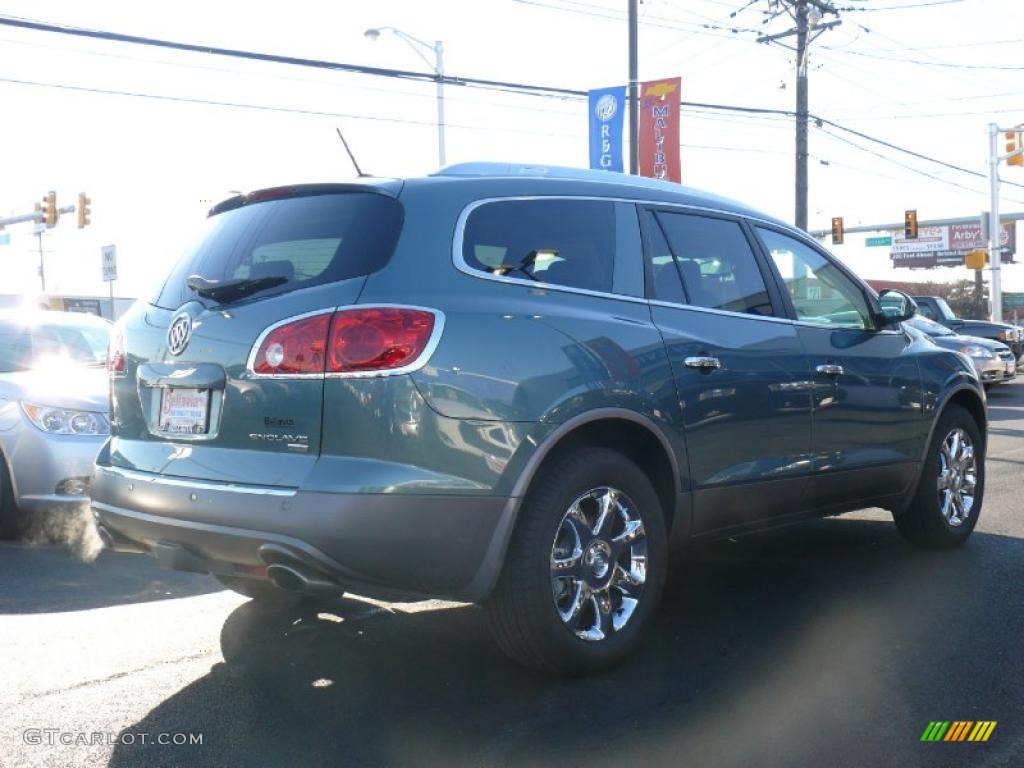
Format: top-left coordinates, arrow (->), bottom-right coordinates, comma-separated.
328,308 -> 436,373
108,327 -> 126,374
253,313 -> 331,374
250,307 -> 439,377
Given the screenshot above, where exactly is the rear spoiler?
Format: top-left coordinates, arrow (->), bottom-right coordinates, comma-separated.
208,181 -> 404,217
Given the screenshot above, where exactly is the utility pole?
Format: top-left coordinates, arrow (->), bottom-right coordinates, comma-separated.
628,0 -> 639,175
795,0 -> 809,232
757,1 -> 841,231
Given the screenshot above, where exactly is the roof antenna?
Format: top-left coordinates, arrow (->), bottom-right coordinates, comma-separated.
336,127 -> 370,178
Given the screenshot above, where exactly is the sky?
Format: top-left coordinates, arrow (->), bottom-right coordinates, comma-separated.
1,0 -> 1023,302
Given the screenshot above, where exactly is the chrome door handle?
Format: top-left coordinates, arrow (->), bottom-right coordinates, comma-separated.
816,363 -> 844,378
684,356 -> 721,372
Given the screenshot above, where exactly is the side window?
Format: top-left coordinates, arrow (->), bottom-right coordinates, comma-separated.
462,199 -> 615,293
641,210 -> 686,304
757,227 -> 873,329
651,211 -> 776,316
917,304 -> 936,320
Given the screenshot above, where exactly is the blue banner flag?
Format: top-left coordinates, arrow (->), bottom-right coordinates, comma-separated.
588,86 -> 626,172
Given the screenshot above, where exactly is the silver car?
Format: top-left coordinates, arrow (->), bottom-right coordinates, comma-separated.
907,315 -> 1016,389
0,311 -> 111,537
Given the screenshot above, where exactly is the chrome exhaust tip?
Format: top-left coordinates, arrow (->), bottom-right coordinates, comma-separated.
266,563 -> 340,595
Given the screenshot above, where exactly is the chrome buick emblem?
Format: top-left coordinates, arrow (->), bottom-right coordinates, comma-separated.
167,312 -> 192,356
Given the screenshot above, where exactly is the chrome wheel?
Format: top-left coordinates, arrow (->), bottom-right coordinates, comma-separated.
937,427 -> 977,527
550,486 -> 647,642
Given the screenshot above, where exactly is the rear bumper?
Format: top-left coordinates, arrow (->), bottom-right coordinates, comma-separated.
90,463 -> 515,602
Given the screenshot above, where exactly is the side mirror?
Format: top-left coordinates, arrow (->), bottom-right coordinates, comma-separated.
877,289 -> 917,326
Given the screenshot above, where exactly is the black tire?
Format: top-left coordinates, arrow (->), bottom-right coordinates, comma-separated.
0,455 -> 23,540
894,403 -> 984,548
487,447 -> 668,675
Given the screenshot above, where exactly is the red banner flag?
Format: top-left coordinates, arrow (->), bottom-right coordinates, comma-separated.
638,77 -> 681,183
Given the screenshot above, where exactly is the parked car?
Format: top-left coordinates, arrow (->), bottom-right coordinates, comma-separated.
92,164 -> 987,674
0,311 -> 111,537
911,295 -> 1023,360
904,315 -> 1016,389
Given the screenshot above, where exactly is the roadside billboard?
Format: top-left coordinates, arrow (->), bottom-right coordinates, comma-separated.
890,222 -> 1015,269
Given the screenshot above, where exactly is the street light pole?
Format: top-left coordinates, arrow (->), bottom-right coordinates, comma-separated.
433,40 -> 446,167
366,27 -> 446,168
628,0 -> 638,175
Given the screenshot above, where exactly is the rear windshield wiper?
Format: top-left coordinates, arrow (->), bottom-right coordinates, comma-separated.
186,275 -> 288,303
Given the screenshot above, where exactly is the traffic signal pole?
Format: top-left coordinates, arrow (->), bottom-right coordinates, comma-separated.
989,123 -> 1002,323
0,198 -> 80,295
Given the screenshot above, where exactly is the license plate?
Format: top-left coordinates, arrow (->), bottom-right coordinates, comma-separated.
1007,361 -> 1016,375
158,388 -> 210,435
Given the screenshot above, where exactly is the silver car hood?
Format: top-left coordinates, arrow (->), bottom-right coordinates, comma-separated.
927,333 -> 1010,354
0,367 -> 109,412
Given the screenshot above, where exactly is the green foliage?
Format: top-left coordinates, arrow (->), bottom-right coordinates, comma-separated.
944,279 -> 989,320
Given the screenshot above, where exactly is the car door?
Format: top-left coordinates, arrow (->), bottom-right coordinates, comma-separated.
641,208 -> 814,534
753,226 -> 926,509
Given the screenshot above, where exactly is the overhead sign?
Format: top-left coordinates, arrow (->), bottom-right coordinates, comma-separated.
587,86 -> 625,173
891,225 -> 947,255
865,236 -> 892,247
101,244 -> 117,282
891,222 -> 1015,269
638,77 -> 681,183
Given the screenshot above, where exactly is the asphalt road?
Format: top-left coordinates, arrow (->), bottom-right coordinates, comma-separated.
1,383 -> 1022,768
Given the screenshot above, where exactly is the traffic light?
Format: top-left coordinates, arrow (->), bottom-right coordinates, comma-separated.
965,249 -> 986,270
831,216 -> 844,245
41,191 -> 57,228
904,209 -> 918,240
1007,126 -> 1023,168
77,193 -> 91,229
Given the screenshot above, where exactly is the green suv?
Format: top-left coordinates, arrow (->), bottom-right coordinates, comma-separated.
92,163 -> 987,674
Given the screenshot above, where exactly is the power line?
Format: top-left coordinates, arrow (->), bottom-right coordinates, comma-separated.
0,34 -> 585,119
825,47 -> 1024,70
0,75 -> 583,139
838,0 -> 964,10
816,115 -> 1024,189
2,13 -> 1019,190
817,125 -> 1024,205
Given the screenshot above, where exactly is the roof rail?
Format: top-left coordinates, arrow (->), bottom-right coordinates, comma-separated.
433,162 -> 629,182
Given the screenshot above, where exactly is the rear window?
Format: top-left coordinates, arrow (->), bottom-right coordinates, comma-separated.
461,199 -> 616,293
153,192 -> 402,309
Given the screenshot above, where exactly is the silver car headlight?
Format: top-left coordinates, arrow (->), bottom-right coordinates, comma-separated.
21,402 -> 109,435
960,345 -> 994,359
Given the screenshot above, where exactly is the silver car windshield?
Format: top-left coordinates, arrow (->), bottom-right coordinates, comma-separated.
0,320 -> 110,372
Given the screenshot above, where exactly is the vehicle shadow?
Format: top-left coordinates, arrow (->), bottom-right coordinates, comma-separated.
108,517 -> 1024,768
0,543 -> 222,614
